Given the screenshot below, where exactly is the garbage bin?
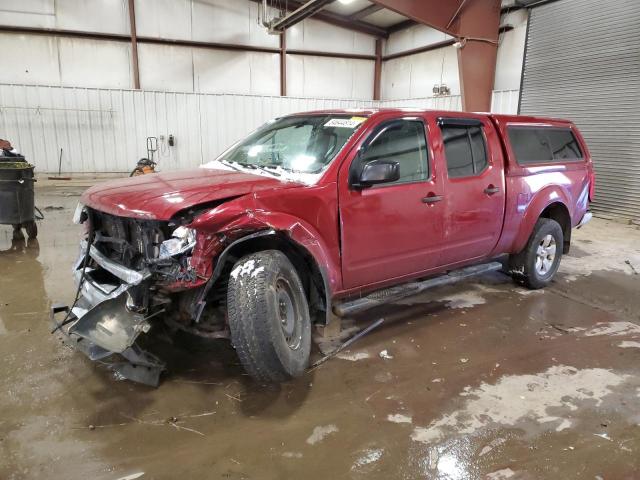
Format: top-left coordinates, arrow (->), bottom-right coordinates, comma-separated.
0,157 -> 37,238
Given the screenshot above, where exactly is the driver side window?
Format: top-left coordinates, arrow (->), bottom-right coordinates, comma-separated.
359,120 -> 429,186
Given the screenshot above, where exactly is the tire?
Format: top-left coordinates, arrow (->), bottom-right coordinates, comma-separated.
509,218 -> 564,289
24,221 -> 37,239
227,250 -> 311,383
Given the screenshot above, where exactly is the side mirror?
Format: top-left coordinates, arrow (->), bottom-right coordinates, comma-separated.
356,160 -> 400,188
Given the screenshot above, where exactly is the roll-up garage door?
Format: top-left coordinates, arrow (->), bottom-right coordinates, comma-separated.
519,0 -> 640,220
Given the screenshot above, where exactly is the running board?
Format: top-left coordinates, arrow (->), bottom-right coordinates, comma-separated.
333,261 -> 503,317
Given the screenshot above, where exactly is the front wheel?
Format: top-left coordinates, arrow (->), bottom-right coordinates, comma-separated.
227,250 -> 311,383
509,218 -> 564,289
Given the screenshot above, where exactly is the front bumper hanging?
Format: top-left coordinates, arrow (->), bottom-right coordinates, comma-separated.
52,241 -> 165,386
51,303 -> 165,387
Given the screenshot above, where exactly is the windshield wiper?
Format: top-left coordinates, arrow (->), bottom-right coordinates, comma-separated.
219,159 -> 243,172
254,165 -> 281,177
222,159 -> 281,178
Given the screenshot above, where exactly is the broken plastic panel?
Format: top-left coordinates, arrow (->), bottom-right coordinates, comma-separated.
69,292 -> 150,353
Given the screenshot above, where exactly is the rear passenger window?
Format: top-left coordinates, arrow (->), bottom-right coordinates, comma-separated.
508,127 -> 582,164
440,124 -> 488,178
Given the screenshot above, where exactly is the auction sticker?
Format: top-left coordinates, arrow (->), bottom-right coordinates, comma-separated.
324,117 -> 366,128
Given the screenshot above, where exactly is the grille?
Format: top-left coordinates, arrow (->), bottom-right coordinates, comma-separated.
89,209 -> 168,269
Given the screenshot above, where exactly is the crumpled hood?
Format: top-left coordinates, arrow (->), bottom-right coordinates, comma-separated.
81,168 -> 296,220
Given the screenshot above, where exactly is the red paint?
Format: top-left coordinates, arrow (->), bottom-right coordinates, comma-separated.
82,168 -> 296,220
81,109 -> 593,300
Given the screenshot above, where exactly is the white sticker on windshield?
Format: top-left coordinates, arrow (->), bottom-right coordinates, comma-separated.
324,117 -> 365,129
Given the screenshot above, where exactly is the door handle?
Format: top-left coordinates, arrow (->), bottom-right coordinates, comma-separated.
484,185 -> 500,195
422,194 -> 443,204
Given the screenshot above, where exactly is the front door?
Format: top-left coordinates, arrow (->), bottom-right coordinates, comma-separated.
435,116 -> 506,266
338,116 -> 446,290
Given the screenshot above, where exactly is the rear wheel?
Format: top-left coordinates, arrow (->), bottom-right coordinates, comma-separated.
227,250 -> 311,383
509,218 -> 563,289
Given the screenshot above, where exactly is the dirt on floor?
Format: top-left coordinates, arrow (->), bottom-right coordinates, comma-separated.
1,181 -> 640,480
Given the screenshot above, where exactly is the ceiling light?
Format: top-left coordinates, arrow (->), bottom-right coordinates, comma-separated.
338,0 -> 355,4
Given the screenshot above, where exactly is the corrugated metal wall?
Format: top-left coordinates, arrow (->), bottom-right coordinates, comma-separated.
0,84 -> 378,173
519,0 -> 640,220
0,83 -> 517,173
379,95 -> 463,111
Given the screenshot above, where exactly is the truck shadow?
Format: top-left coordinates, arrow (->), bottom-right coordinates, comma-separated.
146,328 -> 315,418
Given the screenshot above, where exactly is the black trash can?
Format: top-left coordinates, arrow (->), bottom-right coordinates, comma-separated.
0,157 -> 37,238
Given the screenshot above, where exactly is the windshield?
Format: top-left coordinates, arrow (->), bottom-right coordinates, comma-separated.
213,114 -> 367,179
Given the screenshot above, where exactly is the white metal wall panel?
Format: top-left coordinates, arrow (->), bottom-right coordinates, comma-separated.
191,0 -> 279,49
491,90 -> 519,114
286,55 -> 374,100
285,18 -> 376,56
0,34 -> 60,86
0,84 -> 378,173
384,24 -> 451,56
55,0 -> 129,34
0,0 -> 129,34
520,0 -> 640,219
379,95 -> 463,111
137,43 -> 194,93
381,47 -> 460,99
193,49 -> 280,96
0,0 -> 55,28
58,38 -> 132,89
134,0 -> 192,40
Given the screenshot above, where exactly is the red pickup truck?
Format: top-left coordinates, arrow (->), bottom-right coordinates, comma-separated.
60,109 -> 594,386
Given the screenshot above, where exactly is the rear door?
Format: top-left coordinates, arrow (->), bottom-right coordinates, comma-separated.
435,115 -> 506,266
338,115 -> 445,290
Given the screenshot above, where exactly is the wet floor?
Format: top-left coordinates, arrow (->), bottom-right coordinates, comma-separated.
1,181 -> 640,480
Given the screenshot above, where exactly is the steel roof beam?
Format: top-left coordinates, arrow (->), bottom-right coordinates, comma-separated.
248,0 -> 388,37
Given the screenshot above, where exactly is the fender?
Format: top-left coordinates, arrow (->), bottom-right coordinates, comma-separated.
189,210 -> 337,325
510,185 -> 572,253
236,210 -> 339,295
189,198 -> 341,296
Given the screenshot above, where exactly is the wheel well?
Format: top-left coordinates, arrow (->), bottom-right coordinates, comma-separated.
218,232 -> 328,323
540,202 -> 571,253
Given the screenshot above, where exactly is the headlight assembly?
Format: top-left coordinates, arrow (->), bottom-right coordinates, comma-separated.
159,226 -> 197,259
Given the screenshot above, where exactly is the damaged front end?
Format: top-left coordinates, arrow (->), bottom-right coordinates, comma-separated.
52,204 -> 226,386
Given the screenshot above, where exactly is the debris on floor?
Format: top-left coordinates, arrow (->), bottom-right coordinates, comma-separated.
387,413 -> 412,424
306,425 -> 339,445
335,351 -> 370,361
379,349 -> 393,360
351,448 -> 384,470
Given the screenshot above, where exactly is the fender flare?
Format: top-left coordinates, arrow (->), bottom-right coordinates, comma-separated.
193,212 -> 339,324
246,211 -> 339,317
511,186 -> 572,253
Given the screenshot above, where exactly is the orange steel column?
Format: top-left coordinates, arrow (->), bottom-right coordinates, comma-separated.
373,38 -> 382,100
127,0 -> 140,90
454,0 -> 501,111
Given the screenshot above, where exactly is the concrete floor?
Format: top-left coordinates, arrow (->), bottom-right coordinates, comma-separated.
1,181 -> 640,480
